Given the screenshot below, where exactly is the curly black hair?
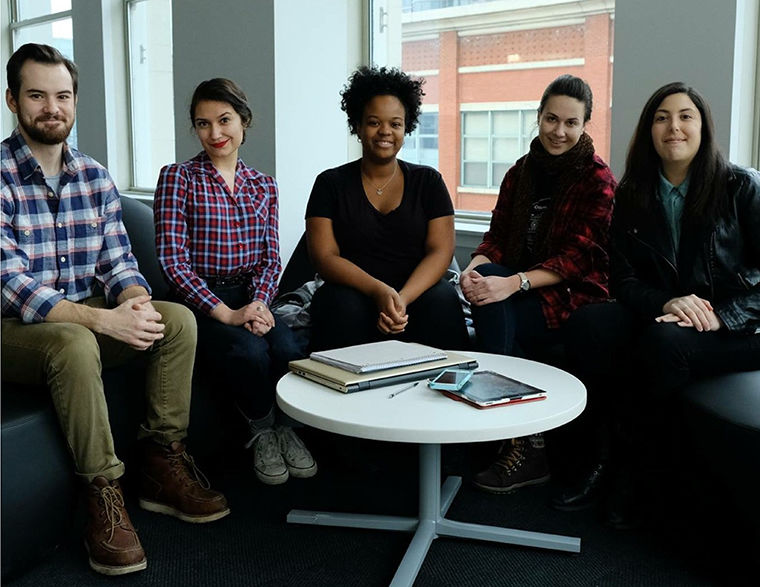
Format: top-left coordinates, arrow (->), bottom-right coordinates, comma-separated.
340,66 -> 425,135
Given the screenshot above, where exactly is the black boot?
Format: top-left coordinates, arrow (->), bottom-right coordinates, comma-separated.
473,434 -> 550,494
550,461 -> 608,512
603,465 -> 643,530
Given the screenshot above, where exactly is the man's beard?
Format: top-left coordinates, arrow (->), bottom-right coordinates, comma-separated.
20,115 -> 73,145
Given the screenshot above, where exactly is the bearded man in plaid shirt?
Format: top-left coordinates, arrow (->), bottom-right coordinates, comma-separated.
1,43 -> 229,576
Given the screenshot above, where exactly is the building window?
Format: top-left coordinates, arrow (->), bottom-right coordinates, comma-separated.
126,0 -> 175,191
9,0 -> 76,147
461,109 -> 536,188
370,0 -> 615,212
401,111 -> 439,168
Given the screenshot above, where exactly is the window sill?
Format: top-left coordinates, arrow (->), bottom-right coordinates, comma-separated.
454,213 -> 489,236
456,186 -> 499,195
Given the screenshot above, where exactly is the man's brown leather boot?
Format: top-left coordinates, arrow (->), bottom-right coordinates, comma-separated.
85,476 -> 147,575
139,440 -> 230,523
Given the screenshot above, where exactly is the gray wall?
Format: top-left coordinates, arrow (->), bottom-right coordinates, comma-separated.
610,0 -> 738,177
172,0 -> 276,175
71,1 -> 108,166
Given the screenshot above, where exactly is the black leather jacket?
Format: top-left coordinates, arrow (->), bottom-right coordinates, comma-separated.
611,164 -> 760,334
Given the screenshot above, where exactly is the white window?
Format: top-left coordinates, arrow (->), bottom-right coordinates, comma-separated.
9,0 -> 76,146
401,111 -> 439,168
461,109 -> 536,189
126,0 -> 175,191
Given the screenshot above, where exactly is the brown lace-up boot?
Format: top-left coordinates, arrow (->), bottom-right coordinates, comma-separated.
139,440 -> 230,523
473,434 -> 551,494
85,476 -> 147,575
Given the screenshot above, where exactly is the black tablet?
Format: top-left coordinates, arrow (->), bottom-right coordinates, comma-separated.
440,370 -> 547,408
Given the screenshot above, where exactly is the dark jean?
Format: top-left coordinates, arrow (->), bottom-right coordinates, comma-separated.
564,301 -> 760,476
309,278 -> 469,352
468,263 -> 560,358
190,284 -> 304,420
565,301 -> 760,398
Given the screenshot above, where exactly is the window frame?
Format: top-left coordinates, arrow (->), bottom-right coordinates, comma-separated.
124,0 -> 141,192
459,104 -> 538,191
8,2 -> 73,33
123,0 -> 175,193
401,107 -> 440,167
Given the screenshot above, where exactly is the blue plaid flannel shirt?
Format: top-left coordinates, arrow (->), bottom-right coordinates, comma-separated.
1,128 -> 150,323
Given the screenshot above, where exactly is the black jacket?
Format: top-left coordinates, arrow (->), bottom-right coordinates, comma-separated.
611,164 -> 760,334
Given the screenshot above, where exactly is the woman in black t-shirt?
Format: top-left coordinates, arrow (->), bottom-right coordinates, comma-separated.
305,66 -> 468,351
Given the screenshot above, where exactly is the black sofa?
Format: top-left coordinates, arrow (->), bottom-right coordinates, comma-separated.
3,196 -> 759,579
681,370 -> 760,528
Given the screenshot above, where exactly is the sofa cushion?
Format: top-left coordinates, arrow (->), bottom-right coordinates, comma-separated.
121,196 -> 169,300
682,370 -> 760,433
1,388 -> 77,580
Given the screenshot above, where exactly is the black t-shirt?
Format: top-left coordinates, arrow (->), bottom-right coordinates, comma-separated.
524,166 -> 559,261
305,159 -> 454,290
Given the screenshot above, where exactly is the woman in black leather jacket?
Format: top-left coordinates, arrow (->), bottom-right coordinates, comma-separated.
551,82 -> 760,526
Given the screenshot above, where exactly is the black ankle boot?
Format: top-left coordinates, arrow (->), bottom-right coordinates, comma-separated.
603,465 -> 645,530
550,461 -> 608,512
473,434 -> 550,494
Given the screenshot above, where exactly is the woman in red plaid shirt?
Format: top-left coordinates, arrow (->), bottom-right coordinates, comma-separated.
459,75 -> 616,495
154,79 -> 316,487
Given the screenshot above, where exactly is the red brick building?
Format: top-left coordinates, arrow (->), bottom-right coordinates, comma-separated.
399,1 -> 615,211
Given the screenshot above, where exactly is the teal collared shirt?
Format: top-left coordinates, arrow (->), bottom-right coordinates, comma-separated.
658,171 -> 689,250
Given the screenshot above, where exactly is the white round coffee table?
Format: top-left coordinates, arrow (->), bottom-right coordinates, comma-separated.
277,351 -> 586,587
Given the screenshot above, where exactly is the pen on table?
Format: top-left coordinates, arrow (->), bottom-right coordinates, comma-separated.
388,380 -> 422,399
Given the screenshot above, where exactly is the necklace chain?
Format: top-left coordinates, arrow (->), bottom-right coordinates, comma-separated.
362,162 -> 398,196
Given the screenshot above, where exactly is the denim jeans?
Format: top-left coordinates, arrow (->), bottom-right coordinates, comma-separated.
563,301 -> 760,472
1,298 -> 197,483
190,284 -> 304,422
468,263 -> 560,357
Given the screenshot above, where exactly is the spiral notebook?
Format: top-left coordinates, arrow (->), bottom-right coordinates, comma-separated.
309,341 -> 447,374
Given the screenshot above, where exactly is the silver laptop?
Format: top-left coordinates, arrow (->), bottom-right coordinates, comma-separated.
289,351 -> 479,393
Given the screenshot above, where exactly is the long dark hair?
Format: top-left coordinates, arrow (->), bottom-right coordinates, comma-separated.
616,82 -> 730,224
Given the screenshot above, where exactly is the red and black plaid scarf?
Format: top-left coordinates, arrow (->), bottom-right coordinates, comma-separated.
501,132 -> 596,269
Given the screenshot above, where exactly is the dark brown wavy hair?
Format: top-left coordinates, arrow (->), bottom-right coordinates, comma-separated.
190,78 -> 253,143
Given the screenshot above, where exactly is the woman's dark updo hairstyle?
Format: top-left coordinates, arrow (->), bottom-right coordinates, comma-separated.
340,65 -> 425,135
616,81 -> 730,224
190,78 -> 253,143
538,74 -> 593,122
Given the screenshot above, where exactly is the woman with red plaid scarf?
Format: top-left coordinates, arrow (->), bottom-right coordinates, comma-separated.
459,75 -> 616,495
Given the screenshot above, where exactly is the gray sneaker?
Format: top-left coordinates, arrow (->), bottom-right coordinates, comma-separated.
276,426 -> 317,478
253,429 -> 289,485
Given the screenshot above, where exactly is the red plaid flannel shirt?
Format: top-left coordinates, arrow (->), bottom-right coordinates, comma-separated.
473,153 -> 616,329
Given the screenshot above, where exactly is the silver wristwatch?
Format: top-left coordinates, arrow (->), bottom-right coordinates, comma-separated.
517,271 -> 531,292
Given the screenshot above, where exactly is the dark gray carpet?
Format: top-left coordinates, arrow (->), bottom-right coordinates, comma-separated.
6,433 -> 758,586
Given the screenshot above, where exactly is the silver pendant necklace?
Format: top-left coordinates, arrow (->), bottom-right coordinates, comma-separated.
363,162 -> 398,195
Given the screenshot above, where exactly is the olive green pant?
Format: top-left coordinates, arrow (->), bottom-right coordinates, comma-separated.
1,298 -> 197,483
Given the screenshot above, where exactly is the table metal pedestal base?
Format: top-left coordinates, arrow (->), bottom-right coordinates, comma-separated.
287,443 -> 580,586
